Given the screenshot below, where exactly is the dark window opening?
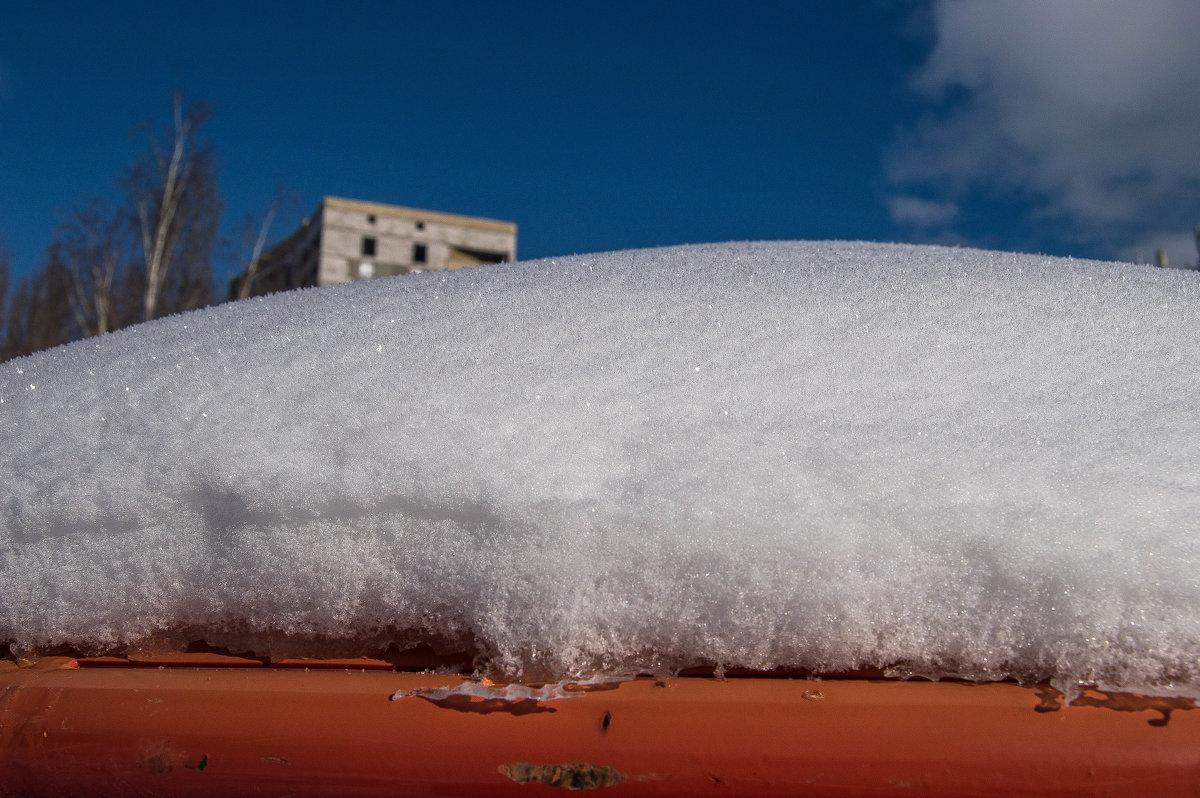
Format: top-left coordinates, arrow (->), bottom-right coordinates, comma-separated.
367,214 -> 377,224
361,236 -> 377,257
413,243 -> 428,264
415,221 -> 425,231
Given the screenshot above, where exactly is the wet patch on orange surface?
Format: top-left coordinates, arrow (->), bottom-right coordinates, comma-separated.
1031,684 -> 1196,726
412,693 -> 559,716
1034,684 -> 1063,713
1073,690 -> 1197,727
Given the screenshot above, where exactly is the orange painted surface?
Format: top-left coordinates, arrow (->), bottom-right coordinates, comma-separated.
1,656 -> 1198,796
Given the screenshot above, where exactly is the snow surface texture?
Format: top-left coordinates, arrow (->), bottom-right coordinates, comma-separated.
3,241 -> 1200,697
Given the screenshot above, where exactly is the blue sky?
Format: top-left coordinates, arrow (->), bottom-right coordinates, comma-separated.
2,1 -> 1198,283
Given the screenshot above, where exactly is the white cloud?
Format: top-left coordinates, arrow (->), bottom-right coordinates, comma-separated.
885,195 -> 960,227
887,0 -> 1200,252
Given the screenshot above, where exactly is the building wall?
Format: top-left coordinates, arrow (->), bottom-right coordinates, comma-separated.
232,197 -> 517,299
318,197 -> 517,286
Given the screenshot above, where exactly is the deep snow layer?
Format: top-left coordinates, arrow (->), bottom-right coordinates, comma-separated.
3,241 -> 1200,696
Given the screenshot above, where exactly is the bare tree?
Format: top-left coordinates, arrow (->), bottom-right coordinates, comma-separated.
234,190 -> 288,301
2,246 -> 74,360
58,200 -> 126,337
35,247 -> 75,351
0,248 -> 9,353
125,92 -> 220,322
2,93 -> 222,362
1,281 -> 30,361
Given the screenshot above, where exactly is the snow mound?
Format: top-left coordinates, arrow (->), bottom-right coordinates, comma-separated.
3,241 -> 1200,697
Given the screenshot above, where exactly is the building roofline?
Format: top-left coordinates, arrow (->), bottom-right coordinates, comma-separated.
321,196 -> 517,234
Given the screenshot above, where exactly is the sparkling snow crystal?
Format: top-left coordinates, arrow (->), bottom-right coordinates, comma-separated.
3,241 -> 1200,697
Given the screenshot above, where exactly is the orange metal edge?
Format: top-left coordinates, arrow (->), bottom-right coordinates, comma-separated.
2,657 -> 1199,797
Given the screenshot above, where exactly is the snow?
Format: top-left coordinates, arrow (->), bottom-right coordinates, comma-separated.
3,240 -> 1200,698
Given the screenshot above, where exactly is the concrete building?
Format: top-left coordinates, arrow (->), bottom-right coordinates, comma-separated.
231,197 -> 517,299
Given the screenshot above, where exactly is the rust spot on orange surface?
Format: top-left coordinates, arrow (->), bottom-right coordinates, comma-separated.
601,710 -> 612,731
136,740 -> 207,774
499,762 -> 626,790
1072,690 -> 1196,727
263,755 -> 289,764
802,689 -> 825,701
137,740 -> 184,776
